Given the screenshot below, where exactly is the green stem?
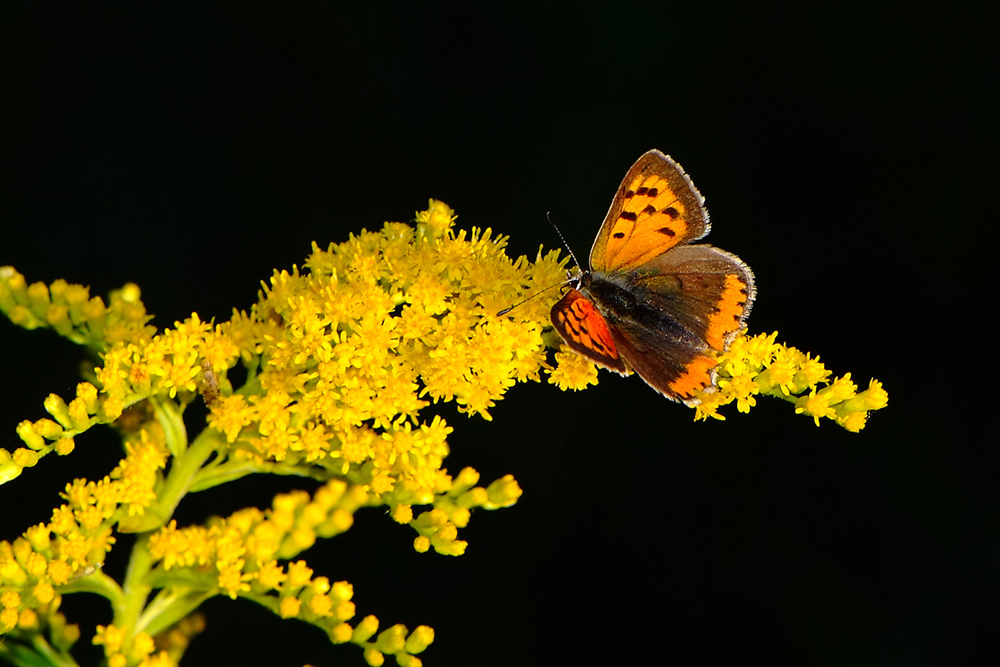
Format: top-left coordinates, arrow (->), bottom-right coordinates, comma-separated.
116,534 -> 155,636
189,457 -> 329,492
136,587 -> 216,637
120,427 -> 224,533
0,632 -> 80,667
56,569 -> 123,606
30,634 -> 80,667
156,428 -> 223,518
148,396 -> 188,458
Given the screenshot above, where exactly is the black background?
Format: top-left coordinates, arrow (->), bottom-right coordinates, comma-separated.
1,2 -> 996,666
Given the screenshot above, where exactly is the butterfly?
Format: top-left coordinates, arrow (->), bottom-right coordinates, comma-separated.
551,149 -> 755,405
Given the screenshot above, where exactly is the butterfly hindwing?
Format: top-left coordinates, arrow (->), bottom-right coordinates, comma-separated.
550,288 -> 628,374
589,150 -> 710,273
606,316 -> 720,403
630,244 -> 755,352
584,245 -> 754,403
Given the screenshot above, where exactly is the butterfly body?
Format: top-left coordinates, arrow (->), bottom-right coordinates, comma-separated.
551,150 -> 755,404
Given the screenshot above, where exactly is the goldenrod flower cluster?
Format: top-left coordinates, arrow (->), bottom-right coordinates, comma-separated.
145,481 -> 434,666
694,331 -> 888,431
0,201 -> 560,666
0,199 -> 887,666
0,265 -> 155,352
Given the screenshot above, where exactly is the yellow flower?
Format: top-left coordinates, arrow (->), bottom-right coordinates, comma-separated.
689,331 -> 887,430
1,267 -> 155,350
414,199 -> 457,238
547,349 -> 600,391
93,623 -> 126,654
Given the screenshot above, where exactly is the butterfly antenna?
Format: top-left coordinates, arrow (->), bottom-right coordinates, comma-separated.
495,211 -> 579,317
496,280 -> 570,317
546,211 -> 583,270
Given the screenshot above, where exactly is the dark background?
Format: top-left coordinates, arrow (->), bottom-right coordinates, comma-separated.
1,2 -> 996,666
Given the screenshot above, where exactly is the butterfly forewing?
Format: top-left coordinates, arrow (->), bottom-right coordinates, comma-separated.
550,288 -> 628,373
589,150 -> 710,273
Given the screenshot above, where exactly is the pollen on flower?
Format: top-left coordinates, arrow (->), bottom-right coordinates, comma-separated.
306,593 -> 334,617
0,608 -> 17,632
32,582 -> 55,605
217,562 -> 250,599
54,437 -> 76,456
279,595 -> 301,618
330,622 -> 354,644
391,504 -> 414,524
46,559 -> 72,585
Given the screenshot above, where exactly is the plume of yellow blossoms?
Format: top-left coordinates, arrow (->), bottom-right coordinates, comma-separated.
0,199 -> 886,667
693,331 -> 888,431
547,332 -> 886,431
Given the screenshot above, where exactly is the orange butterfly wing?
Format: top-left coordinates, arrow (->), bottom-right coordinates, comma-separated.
603,245 -> 755,403
550,288 -> 628,374
589,150 -> 709,273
